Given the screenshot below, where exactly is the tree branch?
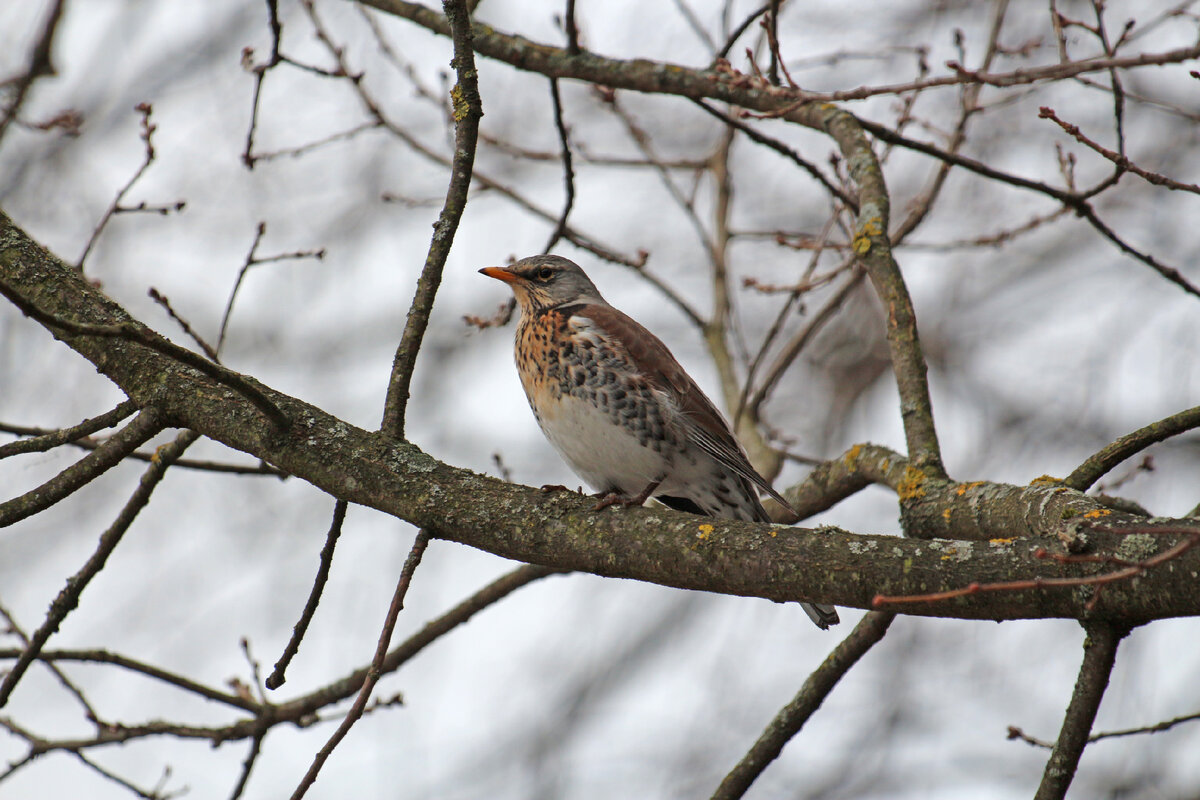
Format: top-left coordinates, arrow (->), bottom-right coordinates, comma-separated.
381,0 -> 483,438
0,407 -> 165,528
4,209 -> 1200,621
0,400 -> 137,458
0,428 -> 199,707
1065,405 -> 1200,491
1033,621 -> 1127,800
711,611 -> 895,799
357,0 -> 947,477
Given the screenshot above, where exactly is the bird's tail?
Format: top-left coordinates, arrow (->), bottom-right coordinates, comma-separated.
801,602 -> 840,630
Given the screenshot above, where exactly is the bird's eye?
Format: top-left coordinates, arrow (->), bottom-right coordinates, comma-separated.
536,267 -> 554,280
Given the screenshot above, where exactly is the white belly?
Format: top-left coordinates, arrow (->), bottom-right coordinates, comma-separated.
536,392 -> 672,495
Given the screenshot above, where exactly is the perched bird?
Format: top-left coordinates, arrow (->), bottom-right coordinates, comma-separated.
480,255 -> 839,630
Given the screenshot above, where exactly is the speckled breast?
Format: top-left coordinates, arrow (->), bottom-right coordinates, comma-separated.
514,308 -> 673,453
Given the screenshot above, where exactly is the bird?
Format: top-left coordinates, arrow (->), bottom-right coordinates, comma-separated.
479,254 -> 839,630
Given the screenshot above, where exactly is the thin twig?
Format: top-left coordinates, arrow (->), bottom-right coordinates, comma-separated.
289,531 -> 430,800
743,266 -> 865,420
735,215 -> 841,425
217,222 -> 326,357
76,104 -> 185,271
72,750 -> 181,800
1010,706 -> 1200,749
148,288 -> 220,362
892,0 -> 1009,244
0,277 -> 290,430
228,733 -> 264,800
542,78 -> 576,253
242,0 -> 283,168
874,526 -> 1200,610
562,0 -> 580,55
691,99 -> 858,212
715,4 -> 769,61
266,500 -> 347,689
0,604 -> 99,724
0,400 -> 137,459
0,408 -> 165,530
0,647 -> 256,711
0,428 -> 197,707
0,0 -> 65,145
670,0 -> 716,53
710,612 -> 895,799
0,564 -> 566,757
0,421 -> 284,475
1039,106 -> 1200,195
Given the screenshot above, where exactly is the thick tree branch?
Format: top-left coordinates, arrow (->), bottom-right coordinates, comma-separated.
358,1 -> 1200,102
3,210 -> 1199,621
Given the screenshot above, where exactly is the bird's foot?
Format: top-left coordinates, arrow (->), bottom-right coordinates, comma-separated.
590,478 -> 663,512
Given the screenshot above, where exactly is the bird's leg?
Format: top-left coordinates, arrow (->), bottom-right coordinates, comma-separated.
590,476 -> 663,512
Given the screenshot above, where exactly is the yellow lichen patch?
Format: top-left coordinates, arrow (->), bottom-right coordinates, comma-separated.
844,443 -> 863,467
1083,508 -> 1112,519
942,508 -> 952,521
768,530 -> 778,537
697,523 -> 714,540
450,84 -> 469,122
955,481 -> 985,496
852,218 -> 883,255
940,548 -> 957,561
989,537 -> 1015,545
897,466 -> 927,501
1030,475 -> 1063,486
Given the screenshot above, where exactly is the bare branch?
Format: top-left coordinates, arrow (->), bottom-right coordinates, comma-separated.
0,407 -> 165,530
289,531 -> 430,799
76,104 -> 185,272
1065,405 -> 1200,491
0,428 -> 197,706
1039,105 -> 1200,194
375,0 -> 482,438
0,0 -> 65,145
266,499 -> 347,689
711,612 -> 895,799
0,401 -> 137,459
542,78 -> 576,254
0,275 -> 289,429
1033,622 -> 1128,800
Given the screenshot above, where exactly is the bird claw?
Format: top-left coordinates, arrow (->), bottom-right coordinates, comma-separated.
589,478 -> 663,512
590,491 -> 638,512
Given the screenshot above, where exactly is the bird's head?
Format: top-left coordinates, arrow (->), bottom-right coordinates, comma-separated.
479,255 -> 605,313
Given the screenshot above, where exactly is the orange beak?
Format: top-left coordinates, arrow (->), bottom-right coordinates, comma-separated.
479,266 -> 521,284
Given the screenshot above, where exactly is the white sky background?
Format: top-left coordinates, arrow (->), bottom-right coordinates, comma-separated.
2,1 -> 1200,798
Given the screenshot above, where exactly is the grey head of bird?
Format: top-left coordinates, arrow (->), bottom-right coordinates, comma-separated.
478,255 -> 606,313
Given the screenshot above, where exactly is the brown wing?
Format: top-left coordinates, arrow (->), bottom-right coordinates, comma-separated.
570,303 -> 795,513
